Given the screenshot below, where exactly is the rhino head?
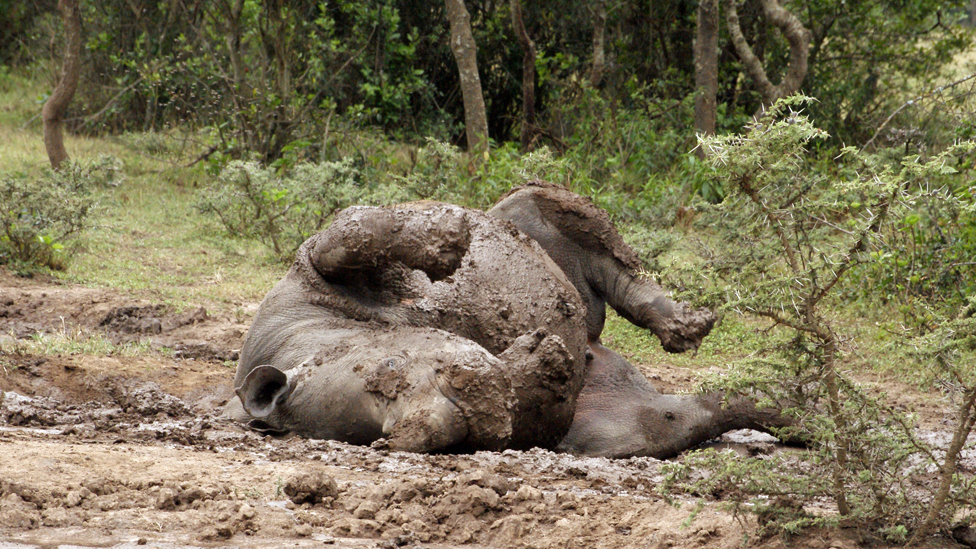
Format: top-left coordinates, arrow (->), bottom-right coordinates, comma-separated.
232,327 -> 517,453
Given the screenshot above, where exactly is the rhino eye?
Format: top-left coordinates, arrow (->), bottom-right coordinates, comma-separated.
382,358 -> 399,369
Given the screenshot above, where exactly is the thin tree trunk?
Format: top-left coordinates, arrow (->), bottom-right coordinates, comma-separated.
589,0 -> 607,87
42,0 -> 83,171
694,0 -> 719,154
445,0 -> 489,154
724,0 -> 810,112
209,0 -> 254,152
510,0 -> 536,151
260,0 -> 294,162
912,386 -> 976,542
223,0 -> 246,91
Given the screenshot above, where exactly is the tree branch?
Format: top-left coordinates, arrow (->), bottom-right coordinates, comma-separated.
863,71 -> 976,151
724,0 -> 811,110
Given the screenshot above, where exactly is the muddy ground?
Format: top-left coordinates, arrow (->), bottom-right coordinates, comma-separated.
0,268 -> 971,549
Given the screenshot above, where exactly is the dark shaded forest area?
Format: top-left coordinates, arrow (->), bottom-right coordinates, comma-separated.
3,0 -> 974,158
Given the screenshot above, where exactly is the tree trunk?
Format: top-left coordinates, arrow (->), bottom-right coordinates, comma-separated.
42,0 -> 83,171
222,0 -> 246,91
445,0 -> 489,154
510,0 -> 536,151
589,0 -> 607,87
912,386 -> 976,542
210,0 -> 254,152
694,0 -> 719,152
724,0 -> 811,112
259,0 -> 294,162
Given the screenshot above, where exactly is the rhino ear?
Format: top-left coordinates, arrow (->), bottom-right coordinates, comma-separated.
236,365 -> 291,418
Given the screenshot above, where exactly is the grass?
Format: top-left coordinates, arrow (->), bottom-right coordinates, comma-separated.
0,70 -> 287,310
601,309 -> 773,371
1,329 -> 163,359
60,169 -> 285,309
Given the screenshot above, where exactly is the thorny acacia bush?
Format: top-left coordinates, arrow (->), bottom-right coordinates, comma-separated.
0,157 -> 119,271
195,159 -> 410,261
661,96 -> 975,542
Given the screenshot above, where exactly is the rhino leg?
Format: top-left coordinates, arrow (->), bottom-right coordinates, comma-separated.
497,329 -> 581,450
557,343 -> 795,459
310,204 -> 472,284
489,181 -> 715,353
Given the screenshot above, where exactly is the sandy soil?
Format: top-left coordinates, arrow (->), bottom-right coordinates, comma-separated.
0,268 -> 969,549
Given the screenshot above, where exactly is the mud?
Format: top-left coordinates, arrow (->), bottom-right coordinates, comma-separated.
0,269 -> 970,549
236,203 -> 589,451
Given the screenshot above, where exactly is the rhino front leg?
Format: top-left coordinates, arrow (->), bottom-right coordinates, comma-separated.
497,329 -> 586,450
310,204 -> 471,284
489,181 -> 715,353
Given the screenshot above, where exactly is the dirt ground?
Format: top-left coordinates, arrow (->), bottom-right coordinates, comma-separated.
0,268 -> 970,549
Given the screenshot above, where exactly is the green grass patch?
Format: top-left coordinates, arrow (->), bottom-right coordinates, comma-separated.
1,330 -> 163,359
601,308 -> 776,372
58,165 -> 287,308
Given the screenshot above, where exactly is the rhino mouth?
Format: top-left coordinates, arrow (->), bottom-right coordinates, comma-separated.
245,418 -> 291,436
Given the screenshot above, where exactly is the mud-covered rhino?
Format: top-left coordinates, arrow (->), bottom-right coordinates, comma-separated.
224,181 -> 791,458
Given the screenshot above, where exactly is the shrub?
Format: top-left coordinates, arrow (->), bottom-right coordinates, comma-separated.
397,139 -> 576,210
196,158 -> 411,261
663,96 -> 975,541
0,158 -> 115,271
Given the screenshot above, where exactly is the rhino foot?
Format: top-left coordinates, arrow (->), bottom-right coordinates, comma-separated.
652,303 -> 718,354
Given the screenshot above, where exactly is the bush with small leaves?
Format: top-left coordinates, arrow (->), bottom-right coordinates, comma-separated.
0,157 -> 116,271
196,158 -> 411,261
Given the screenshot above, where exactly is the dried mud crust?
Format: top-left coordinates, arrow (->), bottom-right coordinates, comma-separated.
0,270 -> 971,549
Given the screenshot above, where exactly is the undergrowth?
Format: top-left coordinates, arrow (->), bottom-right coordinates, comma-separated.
0,156 -> 119,271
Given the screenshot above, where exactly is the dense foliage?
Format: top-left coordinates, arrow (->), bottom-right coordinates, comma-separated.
5,0 -> 972,159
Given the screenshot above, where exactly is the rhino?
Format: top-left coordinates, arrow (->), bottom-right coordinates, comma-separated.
224,181 -> 791,458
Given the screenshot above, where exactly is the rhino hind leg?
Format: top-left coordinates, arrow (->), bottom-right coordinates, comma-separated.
489,180 -> 715,352
310,204 -> 472,284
